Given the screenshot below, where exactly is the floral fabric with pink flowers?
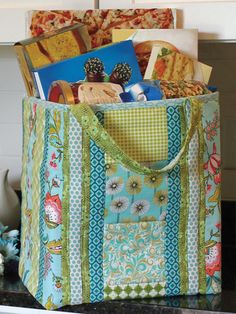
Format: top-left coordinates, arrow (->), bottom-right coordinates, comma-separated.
19,92 -> 221,310
202,98 -> 221,294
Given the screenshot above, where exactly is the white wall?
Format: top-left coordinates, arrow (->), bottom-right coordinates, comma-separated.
0,1 -> 98,43
0,46 -> 25,190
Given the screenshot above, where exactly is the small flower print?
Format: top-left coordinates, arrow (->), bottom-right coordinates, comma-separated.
44,252 -> 52,278
54,279 -> 62,292
106,177 -> 124,195
206,184 -> 212,194
153,190 -> 168,206
204,111 -> 219,141
126,176 -> 142,195
206,242 -> 221,276
131,200 -> 150,216
49,160 -> 57,169
52,176 -> 61,188
105,163 -> 117,176
204,143 -> 221,184
51,152 -> 56,160
44,192 -> 62,226
53,274 -> 63,292
45,169 -> 50,180
110,197 -> 129,214
144,174 -> 163,188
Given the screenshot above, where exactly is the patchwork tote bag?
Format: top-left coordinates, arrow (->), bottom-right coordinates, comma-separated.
19,92 -> 221,310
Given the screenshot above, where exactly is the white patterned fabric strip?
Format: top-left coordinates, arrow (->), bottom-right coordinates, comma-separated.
69,113 -> 83,304
187,106 -> 200,294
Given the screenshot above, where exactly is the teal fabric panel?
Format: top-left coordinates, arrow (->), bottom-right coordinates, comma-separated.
165,105 -> 181,296
89,111 -> 106,302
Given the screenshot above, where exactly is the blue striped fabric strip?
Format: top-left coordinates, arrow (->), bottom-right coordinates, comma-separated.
89,112 -> 106,302
165,105 -> 181,296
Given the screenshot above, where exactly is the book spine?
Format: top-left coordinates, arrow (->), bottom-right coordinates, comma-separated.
33,72 -> 46,100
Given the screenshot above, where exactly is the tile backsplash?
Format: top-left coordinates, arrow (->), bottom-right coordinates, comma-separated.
0,45 -> 26,190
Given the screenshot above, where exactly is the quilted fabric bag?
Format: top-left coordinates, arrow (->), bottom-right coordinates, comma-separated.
19,92 -> 221,310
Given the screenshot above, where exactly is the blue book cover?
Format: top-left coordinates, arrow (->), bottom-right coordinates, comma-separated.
33,40 -> 142,100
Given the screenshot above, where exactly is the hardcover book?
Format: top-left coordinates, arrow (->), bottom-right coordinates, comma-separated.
14,23 -> 91,97
33,40 -> 143,100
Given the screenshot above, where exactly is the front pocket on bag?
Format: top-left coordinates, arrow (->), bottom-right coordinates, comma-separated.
103,221 -> 166,288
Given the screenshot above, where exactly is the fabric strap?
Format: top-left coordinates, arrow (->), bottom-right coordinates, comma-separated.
71,98 -> 202,175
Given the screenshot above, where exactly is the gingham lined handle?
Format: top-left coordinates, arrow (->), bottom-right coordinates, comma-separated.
71,98 -> 202,175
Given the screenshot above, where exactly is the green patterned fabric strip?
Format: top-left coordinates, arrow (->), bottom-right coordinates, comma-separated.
198,114 -> 207,294
179,106 -> 189,295
62,112 -> 71,305
27,105 -> 45,295
71,101 -> 201,176
35,109 -> 50,303
19,99 -> 31,278
104,282 -> 166,300
81,130 -> 91,303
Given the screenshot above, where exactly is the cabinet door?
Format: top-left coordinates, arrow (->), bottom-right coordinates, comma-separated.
0,1 -> 96,43
99,0 -> 236,40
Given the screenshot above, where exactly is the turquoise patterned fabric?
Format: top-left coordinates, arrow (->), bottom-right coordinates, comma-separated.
19,93 -> 221,310
103,221 -> 166,286
89,112 -> 106,302
165,105 -> 181,296
35,108 -> 50,302
105,164 -> 168,224
36,108 -> 66,308
202,94 -> 221,294
22,102 -> 37,284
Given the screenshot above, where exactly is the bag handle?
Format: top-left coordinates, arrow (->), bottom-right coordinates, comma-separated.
71,98 -> 202,176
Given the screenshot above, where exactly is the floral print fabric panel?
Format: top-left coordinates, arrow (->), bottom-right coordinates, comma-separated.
105,164 -> 168,224
103,221 -> 166,288
37,107 -> 67,309
20,99 -> 37,286
202,93 -> 221,294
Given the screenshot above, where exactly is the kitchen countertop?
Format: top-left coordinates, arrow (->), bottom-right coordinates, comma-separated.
0,201 -> 235,313
0,244 -> 235,314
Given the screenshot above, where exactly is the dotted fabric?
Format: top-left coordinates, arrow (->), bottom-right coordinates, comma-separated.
104,107 -> 168,163
69,113 -> 83,304
187,113 -> 200,294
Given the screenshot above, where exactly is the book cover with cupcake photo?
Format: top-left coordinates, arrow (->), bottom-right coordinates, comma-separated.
33,40 -> 142,100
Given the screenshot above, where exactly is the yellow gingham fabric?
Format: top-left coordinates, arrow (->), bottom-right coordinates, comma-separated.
104,107 -> 168,163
